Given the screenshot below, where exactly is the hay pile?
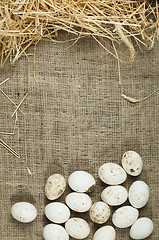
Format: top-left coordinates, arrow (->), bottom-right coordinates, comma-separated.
0,0 -> 158,66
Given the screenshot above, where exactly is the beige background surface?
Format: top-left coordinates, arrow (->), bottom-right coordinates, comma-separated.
0,34 -> 159,239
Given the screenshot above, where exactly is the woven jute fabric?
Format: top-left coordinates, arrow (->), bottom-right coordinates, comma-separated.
0,34 -> 159,239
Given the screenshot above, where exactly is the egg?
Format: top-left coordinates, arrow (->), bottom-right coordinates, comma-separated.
66,192 -> 92,212
130,217 -> 154,239
45,202 -> 70,224
93,226 -> 116,240
101,185 -> 128,206
65,218 -> 90,239
45,174 -> 66,200
129,181 -> 149,209
122,151 -> 143,176
68,171 -> 95,192
89,201 -> 110,224
98,163 -> 127,185
112,206 -> 139,228
11,202 -> 37,223
43,223 -> 69,240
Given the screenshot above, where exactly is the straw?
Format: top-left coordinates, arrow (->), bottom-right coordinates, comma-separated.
0,0 -> 158,66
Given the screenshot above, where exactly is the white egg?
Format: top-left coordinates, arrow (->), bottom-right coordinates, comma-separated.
66,192 -> 92,212
45,174 -> 66,200
122,151 -> 143,176
65,218 -> 90,239
98,163 -> 127,185
11,202 -> 37,223
45,202 -> 70,224
129,181 -> 149,209
68,171 -> 95,192
112,206 -> 139,228
101,185 -> 128,206
130,217 -> 154,239
43,223 -> 69,240
89,201 -> 110,224
93,226 -> 116,240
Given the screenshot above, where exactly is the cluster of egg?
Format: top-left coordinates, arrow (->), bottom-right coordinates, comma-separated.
11,151 -> 153,240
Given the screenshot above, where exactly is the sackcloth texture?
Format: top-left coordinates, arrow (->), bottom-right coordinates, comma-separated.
0,32 -> 159,239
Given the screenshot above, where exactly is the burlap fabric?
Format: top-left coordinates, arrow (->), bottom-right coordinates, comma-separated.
0,33 -> 159,239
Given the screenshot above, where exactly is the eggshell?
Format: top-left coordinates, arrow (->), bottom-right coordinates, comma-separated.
101,185 -> 128,206
122,151 -> 143,176
112,206 -> 139,228
65,218 -> 90,239
129,181 -> 149,208
93,226 -> 116,240
43,223 -> 69,240
130,217 -> 153,239
66,192 -> 92,212
89,201 -> 110,224
11,202 -> 37,223
98,163 -> 127,185
68,171 -> 95,192
45,202 -> 70,223
45,174 -> 66,200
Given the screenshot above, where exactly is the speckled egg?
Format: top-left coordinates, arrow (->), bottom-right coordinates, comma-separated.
45,174 -> 66,200
89,201 -> 110,224
43,224 -> 69,240
11,202 -> 37,223
65,218 -> 90,239
130,217 -> 154,239
98,163 -> 127,185
68,171 -> 95,192
45,202 -> 70,224
101,185 -> 128,206
66,192 -> 92,212
93,226 -> 116,240
112,206 -> 139,228
122,151 -> 143,176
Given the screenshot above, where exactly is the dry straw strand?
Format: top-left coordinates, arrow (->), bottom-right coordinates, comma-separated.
0,138 -> 20,159
0,112 -> 17,135
0,57 -> 31,174
122,87 -> 159,103
0,0 -> 158,64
